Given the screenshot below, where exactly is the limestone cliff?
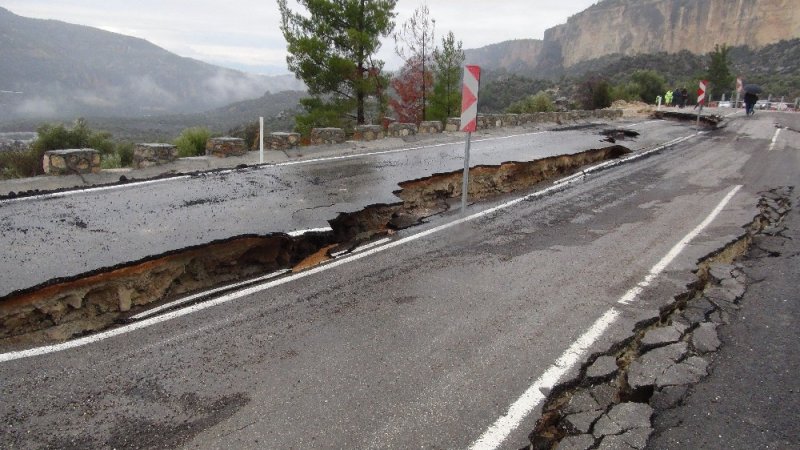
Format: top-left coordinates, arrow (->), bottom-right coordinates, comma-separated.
464,39 -> 544,72
466,0 -> 799,74
546,0 -> 800,67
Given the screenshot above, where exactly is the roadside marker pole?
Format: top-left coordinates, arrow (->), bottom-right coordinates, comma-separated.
459,65 -> 481,213
696,80 -> 707,129
736,77 -> 743,109
259,116 -> 264,164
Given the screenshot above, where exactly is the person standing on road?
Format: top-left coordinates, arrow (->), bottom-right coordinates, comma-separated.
680,87 -> 689,108
665,89 -> 674,107
744,91 -> 759,116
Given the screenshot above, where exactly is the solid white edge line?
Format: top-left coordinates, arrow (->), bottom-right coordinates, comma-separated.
268,131 -> 547,169
0,175 -> 192,205
130,269 -> 290,320
469,184 -> 743,449
351,238 -> 392,254
468,309 -> 621,450
0,182 -> 563,363
1,131 -> 553,206
618,185 -> 742,305
288,227 -> 333,237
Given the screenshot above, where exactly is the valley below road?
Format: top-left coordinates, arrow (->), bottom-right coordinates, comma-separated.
0,111 -> 798,449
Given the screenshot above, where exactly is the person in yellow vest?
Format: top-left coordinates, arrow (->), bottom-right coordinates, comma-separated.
665,90 -> 674,107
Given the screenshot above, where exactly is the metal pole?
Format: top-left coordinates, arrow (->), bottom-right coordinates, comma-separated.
461,132 -> 472,213
696,104 -> 703,129
259,116 -> 264,164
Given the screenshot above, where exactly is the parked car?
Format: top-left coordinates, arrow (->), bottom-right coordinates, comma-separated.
717,101 -> 732,108
756,100 -> 770,110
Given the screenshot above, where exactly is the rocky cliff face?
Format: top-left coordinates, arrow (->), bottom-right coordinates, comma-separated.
466,0 -> 799,74
546,0 -> 800,67
464,39 -> 543,72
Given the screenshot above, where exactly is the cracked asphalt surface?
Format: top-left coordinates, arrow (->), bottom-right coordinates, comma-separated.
0,121 -> 687,296
1,111 -> 798,449
647,193 -> 799,449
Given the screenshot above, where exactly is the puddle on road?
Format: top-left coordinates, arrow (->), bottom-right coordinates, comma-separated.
0,145 -> 631,347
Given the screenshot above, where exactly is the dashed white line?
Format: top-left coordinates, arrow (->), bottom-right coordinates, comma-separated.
768,128 -> 782,152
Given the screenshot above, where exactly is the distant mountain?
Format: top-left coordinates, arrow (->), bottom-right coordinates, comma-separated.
464,0 -> 800,77
0,7 -> 305,121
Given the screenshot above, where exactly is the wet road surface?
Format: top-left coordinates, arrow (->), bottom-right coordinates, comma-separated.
2,112 -> 798,449
1,120 -> 684,296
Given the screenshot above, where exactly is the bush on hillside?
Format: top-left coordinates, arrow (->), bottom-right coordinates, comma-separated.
506,92 -> 556,113
174,127 -> 211,157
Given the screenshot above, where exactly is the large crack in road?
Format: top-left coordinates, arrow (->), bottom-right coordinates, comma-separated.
525,186 -> 794,450
0,144 -> 632,347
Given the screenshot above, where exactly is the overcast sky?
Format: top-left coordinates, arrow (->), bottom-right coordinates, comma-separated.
1,0 -> 599,75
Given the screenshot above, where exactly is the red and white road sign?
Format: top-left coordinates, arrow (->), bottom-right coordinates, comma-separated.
697,80 -> 708,105
460,65 -> 481,132
736,77 -> 743,93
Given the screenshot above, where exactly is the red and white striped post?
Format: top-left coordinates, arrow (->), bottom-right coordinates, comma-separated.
460,65 -> 481,212
696,80 -> 708,128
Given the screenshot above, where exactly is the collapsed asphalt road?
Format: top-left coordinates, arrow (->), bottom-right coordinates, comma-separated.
0,121 -> 690,297
1,111 -> 797,449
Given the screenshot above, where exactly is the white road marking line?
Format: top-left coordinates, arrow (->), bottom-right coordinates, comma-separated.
287,227 -> 333,237
267,131 -> 547,168
0,132 -> 550,206
351,238 -> 392,254
469,309 -> 620,450
554,132 -> 700,186
768,128 -> 782,152
0,175 -> 192,205
618,184 -> 742,305
331,238 -> 392,258
469,184 -> 743,450
0,182 -> 566,363
0,134 -> 718,363
130,269 -> 290,320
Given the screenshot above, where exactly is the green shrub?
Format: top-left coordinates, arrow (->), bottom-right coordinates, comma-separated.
174,127 -> 211,157
116,142 -> 134,167
506,91 -> 555,113
0,150 -> 41,179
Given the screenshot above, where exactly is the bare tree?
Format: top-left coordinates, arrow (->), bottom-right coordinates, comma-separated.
393,4 -> 435,121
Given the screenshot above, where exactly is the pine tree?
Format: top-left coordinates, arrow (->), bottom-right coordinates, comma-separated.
706,44 -> 735,100
428,31 -> 465,123
278,0 -> 397,129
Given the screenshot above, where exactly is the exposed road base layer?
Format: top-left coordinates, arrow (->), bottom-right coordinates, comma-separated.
0,146 -> 631,347
651,111 -> 724,128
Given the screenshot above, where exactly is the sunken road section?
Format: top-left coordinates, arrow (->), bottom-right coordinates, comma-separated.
0,145 -> 631,347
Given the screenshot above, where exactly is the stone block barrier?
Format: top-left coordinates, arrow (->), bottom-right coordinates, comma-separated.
266,132 -> 301,150
43,149 -> 100,175
133,143 -> 177,169
445,118 -> 461,132
206,137 -> 247,158
310,128 -> 346,145
418,121 -> 444,134
353,125 -> 385,141
388,123 -> 417,137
